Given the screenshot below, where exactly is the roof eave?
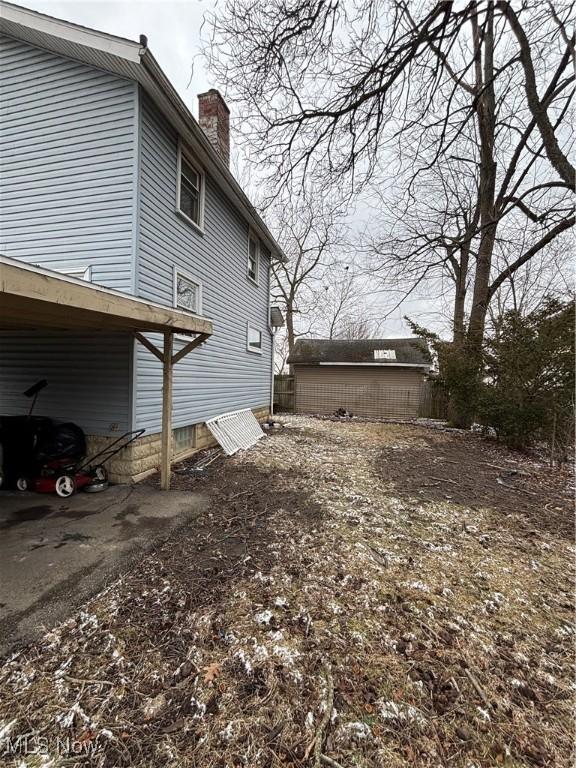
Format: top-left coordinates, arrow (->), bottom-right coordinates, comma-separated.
139,50 -> 286,262
0,1 -> 286,263
289,361 -> 430,368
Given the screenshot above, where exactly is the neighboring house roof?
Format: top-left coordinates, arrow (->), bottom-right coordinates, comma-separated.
0,1 -> 284,261
270,306 -> 285,328
288,338 -> 431,367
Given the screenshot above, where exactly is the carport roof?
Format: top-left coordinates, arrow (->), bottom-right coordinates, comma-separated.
0,255 -> 213,336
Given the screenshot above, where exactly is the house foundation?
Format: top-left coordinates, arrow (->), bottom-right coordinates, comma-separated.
86,406 -> 270,484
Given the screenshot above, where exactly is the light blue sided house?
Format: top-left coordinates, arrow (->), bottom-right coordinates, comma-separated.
0,2 -> 284,487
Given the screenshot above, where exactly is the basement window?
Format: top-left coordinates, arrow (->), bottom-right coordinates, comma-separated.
177,144 -> 204,230
374,349 -> 396,361
248,233 -> 259,283
247,323 -> 262,354
173,424 -> 197,455
174,268 -> 202,315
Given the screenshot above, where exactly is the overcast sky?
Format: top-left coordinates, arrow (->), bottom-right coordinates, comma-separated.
15,0 -> 442,338
18,0 -> 215,118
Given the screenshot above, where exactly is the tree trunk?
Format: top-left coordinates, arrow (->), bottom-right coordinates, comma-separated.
453,245 -> 469,344
286,299 -> 296,374
452,5 -> 497,428
467,4 -> 497,362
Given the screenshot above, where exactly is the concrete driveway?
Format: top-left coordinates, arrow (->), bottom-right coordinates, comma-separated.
0,484 -> 207,656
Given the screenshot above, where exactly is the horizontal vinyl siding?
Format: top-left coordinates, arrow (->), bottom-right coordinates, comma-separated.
294,365 -> 426,418
0,35 -> 137,291
135,94 -> 272,433
0,333 -> 131,435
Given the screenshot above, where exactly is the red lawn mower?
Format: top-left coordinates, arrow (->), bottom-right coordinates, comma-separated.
0,380 -> 144,497
16,426 -> 145,497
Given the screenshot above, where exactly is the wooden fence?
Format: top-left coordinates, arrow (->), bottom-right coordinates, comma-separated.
418,381 -> 450,420
274,375 -> 295,412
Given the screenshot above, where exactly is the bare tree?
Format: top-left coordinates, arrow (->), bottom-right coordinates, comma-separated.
268,189 -> 346,363
309,268 -> 383,339
205,1 -> 574,363
205,1 -> 574,427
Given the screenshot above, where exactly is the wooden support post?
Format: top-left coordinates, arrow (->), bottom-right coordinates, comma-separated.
160,330 -> 173,490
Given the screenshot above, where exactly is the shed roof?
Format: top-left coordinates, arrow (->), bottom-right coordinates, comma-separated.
288,338 -> 431,367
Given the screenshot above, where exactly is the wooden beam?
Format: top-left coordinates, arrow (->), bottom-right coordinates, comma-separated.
0,257 -> 213,336
134,332 -> 164,362
160,331 -> 173,491
171,332 -> 210,365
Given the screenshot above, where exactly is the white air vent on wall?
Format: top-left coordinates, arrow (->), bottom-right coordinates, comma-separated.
374,349 -> 396,360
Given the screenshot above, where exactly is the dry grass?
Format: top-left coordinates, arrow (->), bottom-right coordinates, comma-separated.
0,416 -> 573,767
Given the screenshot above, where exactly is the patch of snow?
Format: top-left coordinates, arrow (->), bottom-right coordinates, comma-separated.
378,700 -> 426,726
254,609 -> 274,626
219,721 -> 236,743
272,643 -> 300,666
403,580 -> 430,592
476,706 -> 491,721
0,719 -> 16,738
56,702 -> 90,729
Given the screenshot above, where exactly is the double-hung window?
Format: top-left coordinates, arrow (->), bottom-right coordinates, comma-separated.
248,233 -> 259,283
174,268 -> 202,315
177,145 -> 203,229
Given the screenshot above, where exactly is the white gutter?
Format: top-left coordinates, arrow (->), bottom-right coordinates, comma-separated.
316,362 -> 430,368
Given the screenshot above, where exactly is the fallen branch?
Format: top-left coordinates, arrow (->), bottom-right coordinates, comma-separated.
321,755 -> 345,768
313,663 -> 334,768
496,477 -> 537,495
464,667 -> 492,711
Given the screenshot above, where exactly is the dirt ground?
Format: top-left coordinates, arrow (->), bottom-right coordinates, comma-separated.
0,416 -> 573,768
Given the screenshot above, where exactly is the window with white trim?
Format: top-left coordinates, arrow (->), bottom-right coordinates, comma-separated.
174,268 -> 202,315
177,145 -> 204,228
248,233 -> 259,283
247,324 -> 262,354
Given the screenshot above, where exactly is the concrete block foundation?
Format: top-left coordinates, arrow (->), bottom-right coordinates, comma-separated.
86,406 -> 270,484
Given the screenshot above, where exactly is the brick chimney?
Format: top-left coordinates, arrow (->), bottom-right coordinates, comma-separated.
198,89 -> 230,166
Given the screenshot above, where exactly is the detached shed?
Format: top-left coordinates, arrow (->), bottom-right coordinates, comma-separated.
288,338 -> 431,418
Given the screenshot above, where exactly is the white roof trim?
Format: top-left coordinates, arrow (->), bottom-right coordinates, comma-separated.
0,1 -> 142,60
0,0 -> 284,261
316,362 -> 430,368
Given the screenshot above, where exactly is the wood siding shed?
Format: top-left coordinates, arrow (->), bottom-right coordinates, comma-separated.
294,365 -> 426,418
